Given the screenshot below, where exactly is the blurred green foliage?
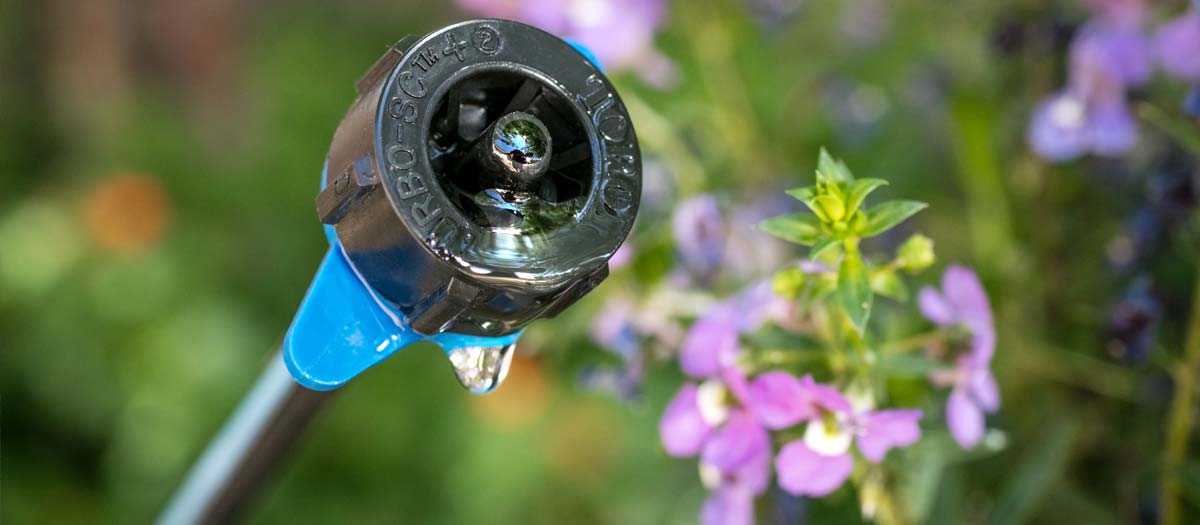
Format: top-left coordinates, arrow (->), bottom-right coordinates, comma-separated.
1,0 -> 1198,523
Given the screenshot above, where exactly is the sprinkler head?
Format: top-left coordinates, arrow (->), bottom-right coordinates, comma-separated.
315,19 -> 641,337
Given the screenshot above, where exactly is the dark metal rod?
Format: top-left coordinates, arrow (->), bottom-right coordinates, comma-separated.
159,352 -> 332,525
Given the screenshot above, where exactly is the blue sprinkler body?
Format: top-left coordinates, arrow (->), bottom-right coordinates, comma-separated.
282,171 -> 522,391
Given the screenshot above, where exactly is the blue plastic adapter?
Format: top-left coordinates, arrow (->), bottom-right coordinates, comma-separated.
281,167 -> 521,391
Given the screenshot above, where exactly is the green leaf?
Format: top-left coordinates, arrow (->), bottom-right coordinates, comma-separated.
758,213 -> 821,245
785,186 -> 832,222
859,200 -> 928,237
785,185 -> 817,202
878,353 -> 947,377
843,178 -> 888,216
817,148 -> 854,185
988,418 -> 1079,525
810,237 -> 840,260
870,267 -> 908,301
742,324 -> 822,351
837,250 -> 872,335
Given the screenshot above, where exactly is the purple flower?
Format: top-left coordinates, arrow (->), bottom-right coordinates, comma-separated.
660,386 -> 769,525
918,264 -> 996,363
776,441 -> 855,498
1027,1 -> 1150,162
941,358 -> 999,448
660,376 -> 772,524
1028,93 -> 1136,161
1154,8 -> 1200,82
591,297 -> 640,359
1076,0 -> 1153,86
661,384 -> 714,456
455,0 -> 678,87
673,195 -> 726,284
585,295 -> 661,400
724,194 -> 797,279
662,284 -> 794,524
919,265 -> 1000,448
700,483 -> 757,525
700,413 -> 771,525
679,306 -> 740,378
608,242 -> 635,270
726,281 -> 793,333
677,282 -> 791,381
746,372 -> 842,429
773,377 -> 922,497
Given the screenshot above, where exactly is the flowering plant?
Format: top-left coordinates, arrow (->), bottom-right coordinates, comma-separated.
659,150 -> 999,524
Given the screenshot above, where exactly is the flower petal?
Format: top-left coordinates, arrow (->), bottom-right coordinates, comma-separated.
775,441 -> 853,497
660,384 -> 713,457
941,265 -> 993,328
969,367 -> 1001,413
1089,98 -> 1138,157
969,328 -> 997,366
728,281 -> 789,332
799,375 -> 853,414
1154,11 -> 1200,82
917,287 -> 955,326
803,418 -> 853,457
590,298 -> 639,359
856,409 -> 923,463
1074,21 -> 1152,87
1027,92 -> 1090,163
942,264 -> 997,364
734,433 -> 773,495
746,371 -> 818,429
701,411 -> 770,474
681,309 -> 739,378
721,365 -> 753,408
947,386 -> 985,449
673,195 -> 726,281
701,486 -> 755,525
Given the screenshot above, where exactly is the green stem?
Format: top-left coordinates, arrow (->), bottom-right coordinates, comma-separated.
753,349 -> 826,367
1014,344 -> 1136,402
853,467 -> 910,525
877,329 -> 956,355
1137,102 -> 1200,159
1160,270 -> 1200,525
949,96 -> 1019,277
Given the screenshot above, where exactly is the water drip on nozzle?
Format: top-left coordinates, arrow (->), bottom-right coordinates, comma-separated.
446,343 -> 517,394
478,111 -> 552,184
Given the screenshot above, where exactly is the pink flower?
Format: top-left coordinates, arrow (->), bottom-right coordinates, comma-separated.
455,0 -> 679,87
661,284 -> 791,524
763,374 -> 922,497
660,377 -> 772,525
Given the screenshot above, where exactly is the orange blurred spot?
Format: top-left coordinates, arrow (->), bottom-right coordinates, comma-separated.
546,399 -> 620,480
470,353 -> 550,430
83,172 -> 172,254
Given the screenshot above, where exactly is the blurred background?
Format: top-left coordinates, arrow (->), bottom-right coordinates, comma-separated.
2,0 -> 1199,523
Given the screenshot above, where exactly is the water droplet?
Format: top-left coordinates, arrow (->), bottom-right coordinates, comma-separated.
446,343 -> 516,394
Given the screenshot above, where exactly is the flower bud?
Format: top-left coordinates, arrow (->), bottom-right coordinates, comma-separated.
897,234 -> 935,273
